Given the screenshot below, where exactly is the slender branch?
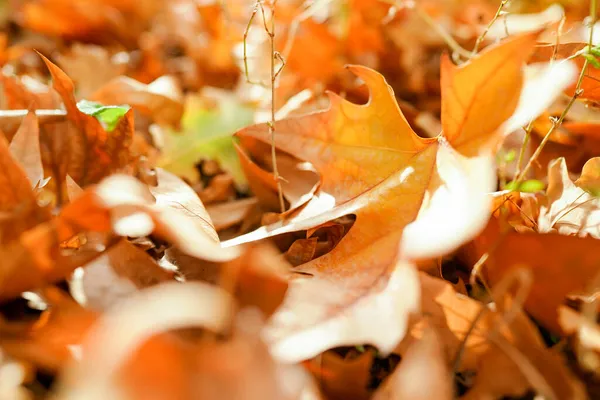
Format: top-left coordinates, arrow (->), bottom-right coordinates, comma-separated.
242,1 -> 285,213
516,0 -> 597,183
265,0 -> 285,213
471,0 -> 510,56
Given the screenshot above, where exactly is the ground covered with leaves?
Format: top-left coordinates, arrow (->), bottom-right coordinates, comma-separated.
2,0 -> 600,399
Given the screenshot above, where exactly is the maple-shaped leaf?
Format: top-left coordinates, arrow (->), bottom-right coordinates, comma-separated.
233,33 -> 573,362
39,53 -> 134,186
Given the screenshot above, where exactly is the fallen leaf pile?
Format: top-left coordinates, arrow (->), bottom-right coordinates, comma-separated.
2,0 -> 600,399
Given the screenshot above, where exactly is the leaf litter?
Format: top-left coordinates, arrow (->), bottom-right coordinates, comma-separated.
1,1 -> 600,399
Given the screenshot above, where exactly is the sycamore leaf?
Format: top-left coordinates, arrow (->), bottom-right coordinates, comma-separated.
39,53 -> 134,186
8,110 -> 44,188
235,33 -> 550,362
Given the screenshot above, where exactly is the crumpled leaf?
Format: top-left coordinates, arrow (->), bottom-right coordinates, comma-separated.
70,240 -> 175,311
235,33 -> 553,362
58,172 -> 237,262
539,157 -> 600,238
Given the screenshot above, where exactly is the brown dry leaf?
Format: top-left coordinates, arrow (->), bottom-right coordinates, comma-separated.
463,290 -> 586,400
308,350 -> 374,400
463,219 -> 600,333
206,197 -> 259,232
0,222 -> 111,302
222,244 -> 289,319
373,327 -> 453,400
9,110 -> 44,188
58,173 -> 237,262
39,53 -> 134,186
235,33 -> 547,362
397,273 -> 491,372
56,44 -> 126,98
236,142 -> 319,214
56,281 -> 234,400
69,240 -> 175,311
91,75 -> 184,127
0,287 -> 99,371
538,157 -> 600,238
0,130 -> 49,244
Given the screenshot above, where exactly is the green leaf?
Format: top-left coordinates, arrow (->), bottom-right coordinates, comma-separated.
158,94 -> 254,186
505,179 -> 545,193
77,100 -> 131,132
581,53 -> 600,69
586,45 -> 600,58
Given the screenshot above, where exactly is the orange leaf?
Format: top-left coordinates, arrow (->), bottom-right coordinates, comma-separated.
441,32 -> 538,156
0,130 -> 49,244
234,34 -> 545,362
9,110 -> 44,188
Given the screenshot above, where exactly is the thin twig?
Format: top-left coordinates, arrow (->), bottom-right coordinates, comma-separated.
266,0 -> 285,213
516,0 -> 597,183
242,1 -> 285,213
515,82 -> 583,183
471,0 -> 510,56
513,120 -> 534,180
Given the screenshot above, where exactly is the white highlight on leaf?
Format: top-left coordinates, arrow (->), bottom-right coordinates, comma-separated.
400,142 -> 495,259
